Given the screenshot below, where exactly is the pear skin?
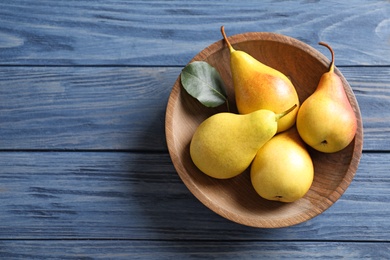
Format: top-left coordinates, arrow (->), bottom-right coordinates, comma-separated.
296,42 -> 357,153
250,127 -> 314,203
190,105 -> 297,179
221,26 -> 300,133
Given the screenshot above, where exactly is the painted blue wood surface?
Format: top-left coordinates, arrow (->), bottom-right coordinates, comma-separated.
1,240 -> 389,259
0,67 -> 388,151
0,0 -> 389,258
0,152 -> 389,241
0,0 -> 388,66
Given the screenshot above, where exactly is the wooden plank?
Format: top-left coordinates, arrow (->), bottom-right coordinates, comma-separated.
349,67 -> 390,151
0,240 -> 389,259
0,66 -> 177,151
0,66 -> 388,151
0,151 -> 389,241
0,0 -> 388,66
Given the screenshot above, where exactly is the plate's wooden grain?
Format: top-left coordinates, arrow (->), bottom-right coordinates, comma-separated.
165,31 -> 363,228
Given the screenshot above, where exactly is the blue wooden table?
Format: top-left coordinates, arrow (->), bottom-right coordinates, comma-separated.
1,1 -> 390,258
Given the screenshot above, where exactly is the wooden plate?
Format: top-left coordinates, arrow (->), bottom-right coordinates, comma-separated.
165,31 -> 363,228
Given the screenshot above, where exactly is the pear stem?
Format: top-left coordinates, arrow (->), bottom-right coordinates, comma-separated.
319,42 -> 335,73
275,104 -> 297,121
221,26 -> 234,53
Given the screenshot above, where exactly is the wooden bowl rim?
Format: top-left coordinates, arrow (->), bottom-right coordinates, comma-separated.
165,31 -> 363,228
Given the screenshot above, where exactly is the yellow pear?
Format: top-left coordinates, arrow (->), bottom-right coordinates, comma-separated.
190,105 -> 297,179
296,42 -> 357,153
221,26 -> 300,133
250,127 -> 314,203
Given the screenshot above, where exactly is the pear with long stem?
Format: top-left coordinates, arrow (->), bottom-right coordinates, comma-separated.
296,42 -> 357,153
221,26 -> 299,133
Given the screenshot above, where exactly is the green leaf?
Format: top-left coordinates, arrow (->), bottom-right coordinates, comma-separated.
180,61 -> 228,108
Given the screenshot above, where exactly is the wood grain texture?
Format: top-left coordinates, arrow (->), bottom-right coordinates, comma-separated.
0,0 -> 388,66
0,240 -> 389,259
0,152 -> 389,241
0,66 -> 388,151
0,67 -> 176,151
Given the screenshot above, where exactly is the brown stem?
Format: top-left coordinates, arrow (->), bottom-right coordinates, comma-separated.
220,26 -> 234,53
319,42 -> 335,73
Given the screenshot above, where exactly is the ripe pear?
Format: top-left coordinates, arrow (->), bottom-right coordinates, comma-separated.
250,127 -> 314,203
296,42 -> 357,153
190,105 -> 297,179
220,26 -> 299,133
